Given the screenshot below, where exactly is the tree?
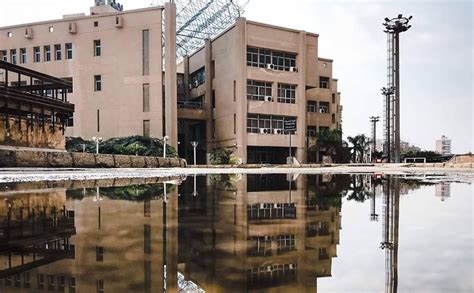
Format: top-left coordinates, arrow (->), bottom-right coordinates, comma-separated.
315,129 -> 351,163
347,134 -> 370,163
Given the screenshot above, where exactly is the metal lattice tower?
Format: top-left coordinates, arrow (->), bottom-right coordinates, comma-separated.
382,14 -> 412,163
156,0 -> 247,58
369,116 -> 380,161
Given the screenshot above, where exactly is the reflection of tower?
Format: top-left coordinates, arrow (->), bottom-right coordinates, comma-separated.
435,183 -> 451,201
380,176 -> 400,293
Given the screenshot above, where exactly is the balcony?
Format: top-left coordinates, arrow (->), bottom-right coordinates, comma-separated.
177,100 -> 204,110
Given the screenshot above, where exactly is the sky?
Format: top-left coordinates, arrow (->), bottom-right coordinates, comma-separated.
0,0 -> 472,153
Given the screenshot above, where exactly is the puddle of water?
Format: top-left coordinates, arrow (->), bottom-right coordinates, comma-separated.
0,174 -> 472,292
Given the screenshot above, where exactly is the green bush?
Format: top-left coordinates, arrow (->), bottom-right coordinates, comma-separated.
210,148 -> 239,165
66,136 -> 178,158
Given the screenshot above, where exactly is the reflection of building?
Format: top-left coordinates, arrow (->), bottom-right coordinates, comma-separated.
178,173 -> 341,292
436,135 -> 452,155
0,183 -> 178,292
435,183 -> 451,201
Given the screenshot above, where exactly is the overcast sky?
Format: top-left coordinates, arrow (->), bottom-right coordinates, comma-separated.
1,0 -> 472,153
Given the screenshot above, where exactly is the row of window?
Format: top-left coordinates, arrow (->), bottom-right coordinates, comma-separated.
308,101 -> 330,113
307,126 -> 330,137
247,47 -> 297,71
247,114 -> 297,134
247,80 -> 296,104
1,274 -> 76,291
0,40 -> 101,65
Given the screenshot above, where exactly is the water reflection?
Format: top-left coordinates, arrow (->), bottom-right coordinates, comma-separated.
0,174 -> 469,292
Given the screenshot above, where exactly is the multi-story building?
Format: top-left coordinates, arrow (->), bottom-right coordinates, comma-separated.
436,135 -> 452,155
1,2 -> 342,164
0,1 -> 178,146
179,18 -> 342,164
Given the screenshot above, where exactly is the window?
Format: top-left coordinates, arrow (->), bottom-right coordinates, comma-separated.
319,247 -> 329,259
48,26 -> 54,32
247,114 -> 296,134
37,274 -> 45,290
248,236 -> 272,257
332,113 -> 336,123
276,234 -> 296,254
142,30 -> 149,75
307,126 -> 317,137
67,117 -> 74,127
97,109 -> 100,132
0,50 -> 7,62
319,126 -> 329,133
94,75 -> 102,91
54,44 -> 61,60
246,46 -> 296,71
20,48 -> 26,64
233,80 -> 236,101
94,21 -> 99,27
277,83 -> 296,104
7,32 -> 12,37
319,102 -> 329,113
44,45 -> 51,62
69,277 -> 76,292
96,246 -> 104,261
10,49 -> 17,64
143,83 -> 150,112
190,67 -> 205,87
96,280 -> 104,293
307,101 -> 317,112
319,76 -> 330,89
143,120 -> 150,137
33,47 -> 40,62
47,275 -> 55,290
332,93 -> 336,103
247,80 -> 272,101
144,224 -> 151,254
233,113 -> 236,134
66,43 -> 73,59
94,40 -> 101,56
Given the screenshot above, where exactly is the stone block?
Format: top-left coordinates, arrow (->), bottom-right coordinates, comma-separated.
113,155 -> 132,168
15,150 -> 48,167
48,152 -> 73,167
144,156 -> 159,168
130,156 -> 146,168
0,149 -> 16,167
94,154 -> 115,168
71,152 -> 96,168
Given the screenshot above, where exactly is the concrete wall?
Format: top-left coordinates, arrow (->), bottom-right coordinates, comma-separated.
0,149 -> 186,168
0,117 -> 65,149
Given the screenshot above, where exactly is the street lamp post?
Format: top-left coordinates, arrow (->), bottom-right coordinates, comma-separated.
163,136 -> 169,158
190,141 -> 199,165
92,136 -> 102,154
369,116 -> 380,162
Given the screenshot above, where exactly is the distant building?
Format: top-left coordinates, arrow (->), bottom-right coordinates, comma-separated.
436,135 -> 451,155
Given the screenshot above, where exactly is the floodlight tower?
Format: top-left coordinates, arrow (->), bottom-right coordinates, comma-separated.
369,116 -> 380,161
382,14 -> 412,163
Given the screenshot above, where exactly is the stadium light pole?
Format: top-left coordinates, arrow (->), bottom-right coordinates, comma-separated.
383,14 -> 412,163
369,116 -> 380,162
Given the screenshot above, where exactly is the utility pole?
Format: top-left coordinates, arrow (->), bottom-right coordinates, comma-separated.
382,14 -> 412,163
369,116 -> 380,162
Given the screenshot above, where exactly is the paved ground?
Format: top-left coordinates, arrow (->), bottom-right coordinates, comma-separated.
0,165 -> 472,183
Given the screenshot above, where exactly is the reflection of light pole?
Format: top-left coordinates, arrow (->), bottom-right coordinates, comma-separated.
163,136 -> 169,158
190,141 -> 199,165
192,174 -> 198,197
92,137 -> 103,154
163,182 -> 168,203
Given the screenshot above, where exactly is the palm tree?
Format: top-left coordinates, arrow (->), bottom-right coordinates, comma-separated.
316,129 -> 342,161
347,134 -> 370,163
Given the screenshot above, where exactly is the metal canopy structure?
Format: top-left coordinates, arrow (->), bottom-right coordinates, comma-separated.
156,0 -> 247,58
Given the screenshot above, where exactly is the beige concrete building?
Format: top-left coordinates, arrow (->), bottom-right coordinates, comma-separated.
0,2 -> 178,146
179,18 -> 342,164
1,2 -> 341,164
436,135 -> 452,155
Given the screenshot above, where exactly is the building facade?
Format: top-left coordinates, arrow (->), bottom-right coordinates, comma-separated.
179,18 -> 342,164
0,2 -> 178,146
436,135 -> 451,155
1,3 -> 341,164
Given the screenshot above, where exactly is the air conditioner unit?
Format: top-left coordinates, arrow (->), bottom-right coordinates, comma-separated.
24,28 -> 33,39
267,266 -> 272,272
274,129 -> 283,135
264,96 -> 272,102
68,22 -> 77,34
289,264 -> 295,269
259,128 -> 266,134
188,83 -> 193,90
265,236 -> 271,241
114,16 -> 123,28
266,63 -> 273,70
260,203 -> 265,209
290,66 -> 298,72
194,80 -> 199,87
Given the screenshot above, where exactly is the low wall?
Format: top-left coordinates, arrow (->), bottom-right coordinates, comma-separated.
0,149 -> 187,168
